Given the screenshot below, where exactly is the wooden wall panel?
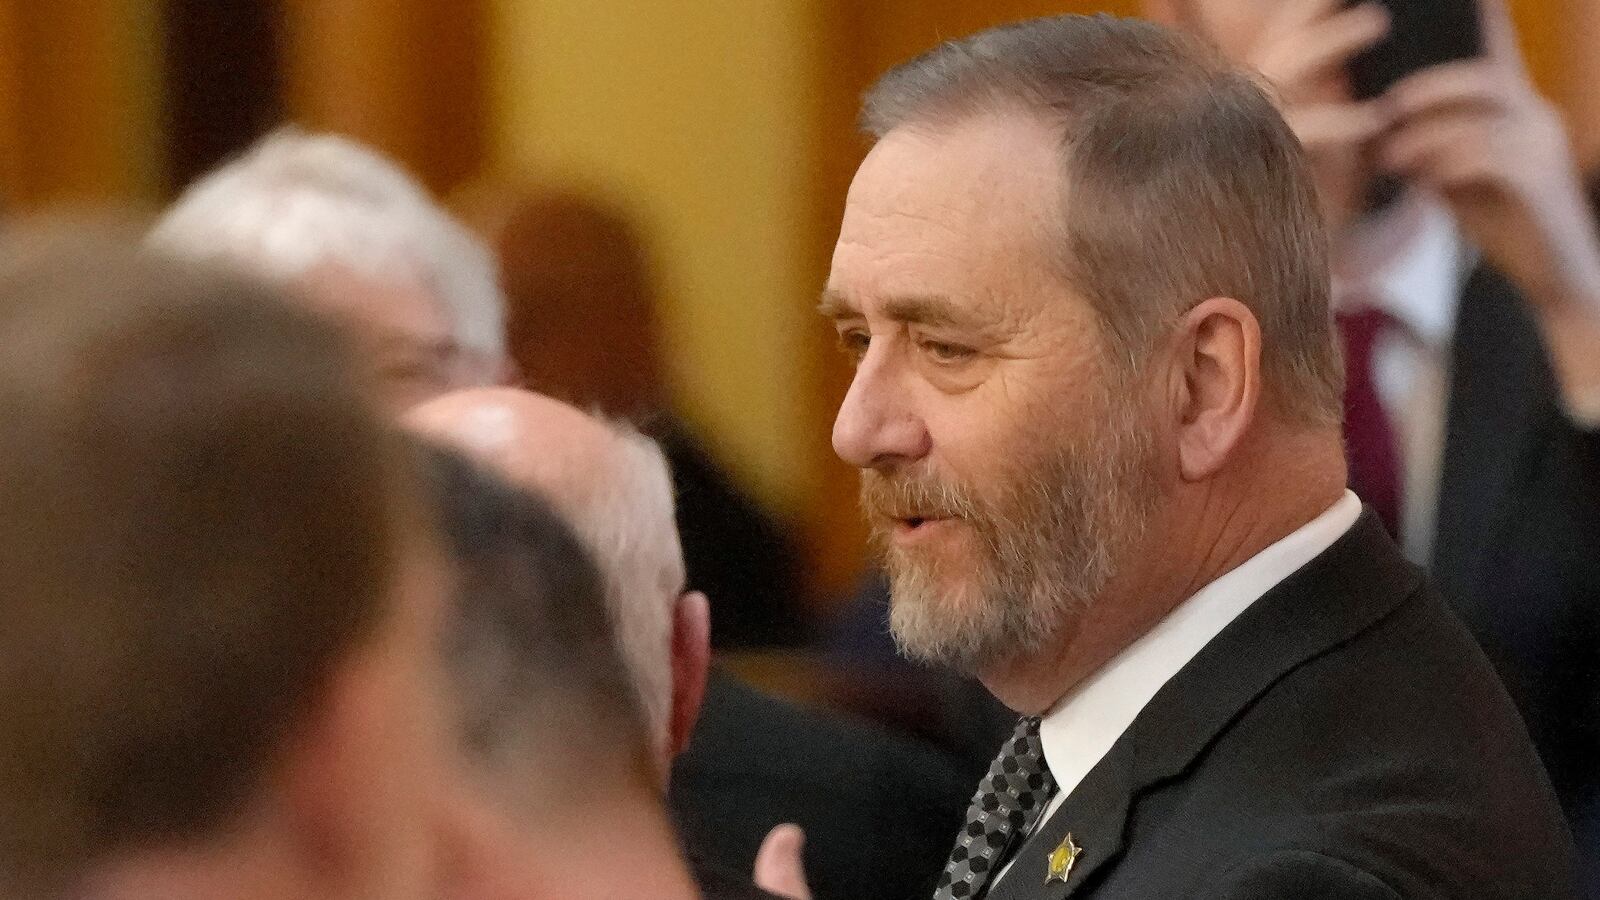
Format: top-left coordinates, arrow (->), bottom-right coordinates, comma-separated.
161,0 -> 285,194
1564,0 -> 1600,168
0,0 -> 159,210
280,0 -> 488,192
0,0 -> 20,211
1508,0 -> 1564,100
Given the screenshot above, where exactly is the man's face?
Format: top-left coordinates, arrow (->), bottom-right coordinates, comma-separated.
298,264 -> 489,413
826,113 -> 1158,675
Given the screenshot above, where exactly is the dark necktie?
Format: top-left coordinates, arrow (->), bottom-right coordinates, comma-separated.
1338,306 -> 1404,538
933,717 -> 1057,900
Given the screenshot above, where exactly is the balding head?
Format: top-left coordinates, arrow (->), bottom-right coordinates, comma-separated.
405,387 -> 688,763
409,388 -> 623,506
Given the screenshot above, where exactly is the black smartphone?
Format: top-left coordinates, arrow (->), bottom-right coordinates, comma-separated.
1348,0 -> 1484,100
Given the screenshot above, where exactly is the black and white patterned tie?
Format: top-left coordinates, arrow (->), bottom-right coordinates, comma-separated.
933,717 -> 1057,900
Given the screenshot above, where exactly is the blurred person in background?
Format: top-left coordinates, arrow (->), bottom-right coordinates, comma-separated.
407,387 -> 970,900
1150,0 -> 1600,866
0,232 -> 456,900
150,128 -> 512,412
453,188 -> 810,649
413,443 -> 702,900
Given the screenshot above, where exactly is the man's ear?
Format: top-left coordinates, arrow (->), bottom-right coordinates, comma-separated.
1169,296 -> 1261,482
667,591 -> 711,759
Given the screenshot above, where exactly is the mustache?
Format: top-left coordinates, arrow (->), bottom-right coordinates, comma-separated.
859,469 -> 982,521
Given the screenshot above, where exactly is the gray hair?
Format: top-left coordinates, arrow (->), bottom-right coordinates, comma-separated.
418,441 -> 655,814
861,14 -> 1342,426
149,128 -> 507,365
545,420 -> 682,755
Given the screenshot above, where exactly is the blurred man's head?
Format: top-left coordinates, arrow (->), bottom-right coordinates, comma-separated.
405,388 -> 708,773
828,15 -> 1344,704
1144,0 -> 1397,229
414,445 -> 698,900
0,231 -> 454,900
1146,0 -> 1323,73
150,129 -> 509,411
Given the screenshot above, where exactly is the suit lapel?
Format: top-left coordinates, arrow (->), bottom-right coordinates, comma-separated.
986,743 -> 1133,900
985,512 -> 1422,898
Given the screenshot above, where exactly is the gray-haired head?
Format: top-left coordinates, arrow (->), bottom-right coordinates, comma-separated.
403,387 -> 684,767
861,14 -> 1341,425
150,129 -> 508,406
412,440 -> 655,815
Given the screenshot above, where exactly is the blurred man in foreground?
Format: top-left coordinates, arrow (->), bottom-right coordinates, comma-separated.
812,13 -> 1577,898
414,444 -> 701,900
0,232 -> 455,900
408,387 -> 968,900
151,129 -> 510,411
407,388 -> 709,774
1149,0 -> 1600,856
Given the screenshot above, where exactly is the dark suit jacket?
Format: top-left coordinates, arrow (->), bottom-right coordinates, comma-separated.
671,670 -> 971,900
985,512 -> 1580,900
1428,268 -> 1600,845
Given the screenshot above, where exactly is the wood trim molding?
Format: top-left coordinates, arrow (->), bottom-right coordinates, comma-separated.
0,0 -> 157,209
279,0 -> 489,193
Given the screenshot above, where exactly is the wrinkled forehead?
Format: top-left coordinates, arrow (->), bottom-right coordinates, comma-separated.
830,113 -> 1066,315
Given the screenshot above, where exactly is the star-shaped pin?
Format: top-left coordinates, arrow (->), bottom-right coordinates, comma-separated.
1045,833 -> 1082,885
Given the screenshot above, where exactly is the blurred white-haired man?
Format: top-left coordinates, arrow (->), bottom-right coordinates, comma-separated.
151,129 -> 510,411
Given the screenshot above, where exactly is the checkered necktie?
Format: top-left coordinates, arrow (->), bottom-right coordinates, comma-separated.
933,717 -> 1057,900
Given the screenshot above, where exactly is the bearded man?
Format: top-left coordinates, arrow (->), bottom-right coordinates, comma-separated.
814,13 -> 1579,900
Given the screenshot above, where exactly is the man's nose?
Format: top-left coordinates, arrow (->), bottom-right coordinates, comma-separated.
831,349 -> 931,470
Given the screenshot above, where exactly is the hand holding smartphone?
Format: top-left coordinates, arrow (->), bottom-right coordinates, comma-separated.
1347,0 -> 1483,100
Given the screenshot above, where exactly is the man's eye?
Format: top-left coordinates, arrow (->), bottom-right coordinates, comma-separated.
836,329 -> 871,362
921,339 -> 976,364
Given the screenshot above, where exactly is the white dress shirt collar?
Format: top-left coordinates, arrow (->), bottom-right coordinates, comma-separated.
1333,191 -> 1471,353
1035,491 -> 1363,804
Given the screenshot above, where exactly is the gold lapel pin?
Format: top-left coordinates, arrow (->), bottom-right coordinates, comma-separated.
1045,833 -> 1082,885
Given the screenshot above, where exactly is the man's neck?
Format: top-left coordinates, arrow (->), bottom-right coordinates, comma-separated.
982,429 -> 1347,714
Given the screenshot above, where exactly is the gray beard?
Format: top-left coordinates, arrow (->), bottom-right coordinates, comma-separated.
873,398 -> 1156,675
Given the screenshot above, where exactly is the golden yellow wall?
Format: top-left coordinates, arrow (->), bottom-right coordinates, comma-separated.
487,0 -> 824,515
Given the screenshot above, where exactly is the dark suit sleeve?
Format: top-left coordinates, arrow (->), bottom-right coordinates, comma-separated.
1195,851 -> 1402,900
